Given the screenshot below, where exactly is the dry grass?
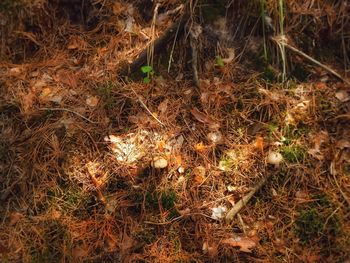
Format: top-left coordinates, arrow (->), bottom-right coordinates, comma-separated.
0,0 -> 350,262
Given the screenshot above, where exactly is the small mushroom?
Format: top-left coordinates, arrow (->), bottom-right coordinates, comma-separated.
267,151 -> 283,167
151,157 -> 168,169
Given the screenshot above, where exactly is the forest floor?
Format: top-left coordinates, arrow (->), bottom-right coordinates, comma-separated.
0,1 -> 350,262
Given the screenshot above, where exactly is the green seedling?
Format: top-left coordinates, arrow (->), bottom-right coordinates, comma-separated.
141,65 -> 154,84
215,56 -> 225,67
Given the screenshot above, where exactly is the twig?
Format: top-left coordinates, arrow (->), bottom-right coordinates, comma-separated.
272,35 -> 350,86
147,3 -> 161,68
144,215 -> 183,225
226,175 -> 268,222
189,33 -> 200,87
39,107 -> 97,124
129,87 -> 165,126
168,14 -> 182,73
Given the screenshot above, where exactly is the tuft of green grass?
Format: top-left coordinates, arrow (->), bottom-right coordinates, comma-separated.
95,81 -> 117,110
146,189 -> 178,219
47,185 -> 89,214
160,190 -> 177,210
281,144 -> 306,163
295,194 -> 342,248
295,208 -> 323,243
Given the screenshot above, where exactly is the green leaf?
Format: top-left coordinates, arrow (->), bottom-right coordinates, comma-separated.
141,65 -> 153,74
143,77 -> 151,84
215,56 -> 224,67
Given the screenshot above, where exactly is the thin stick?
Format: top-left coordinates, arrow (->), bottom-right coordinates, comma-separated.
148,3 -> 161,67
168,15 -> 182,73
226,175 -> 268,222
190,33 -> 200,87
39,107 -> 97,123
272,35 -> 350,86
129,87 -> 165,126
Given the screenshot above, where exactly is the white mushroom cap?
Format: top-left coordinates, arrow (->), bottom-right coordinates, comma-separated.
267,151 -> 283,166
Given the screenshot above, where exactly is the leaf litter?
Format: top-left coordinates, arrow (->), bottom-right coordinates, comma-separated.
0,0 -> 349,262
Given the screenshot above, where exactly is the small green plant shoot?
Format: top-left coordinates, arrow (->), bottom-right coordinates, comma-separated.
215,56 -> 225,67
141,65 -> 154,84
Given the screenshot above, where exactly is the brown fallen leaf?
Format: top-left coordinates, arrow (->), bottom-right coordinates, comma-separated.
9,212 -> 24,226
21,89 -> 36,114
190,107 -> 220,129
158,99 -> 169,115
254,135 -> 264,153
55,69 -> 78,88
308,131 -> 328,160
72,245 -> 89,260
221,236 -> 257,253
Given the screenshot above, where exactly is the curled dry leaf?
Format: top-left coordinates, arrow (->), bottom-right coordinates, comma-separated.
221,48 -> 235,64
190,107 -> 220,129
221,236 -> 257,253
308,131 -> 328,160
335,90 -> 350,102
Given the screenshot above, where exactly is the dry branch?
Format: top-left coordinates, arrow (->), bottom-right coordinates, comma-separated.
226,174 -> 269,222
272,35 -> 350,86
